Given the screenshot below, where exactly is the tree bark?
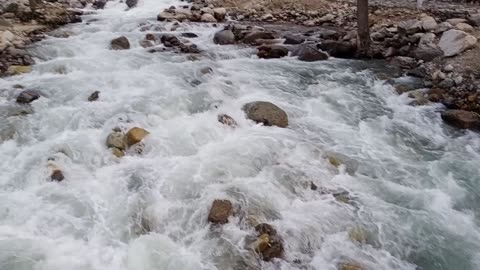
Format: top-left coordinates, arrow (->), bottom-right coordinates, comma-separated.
357,0 -> 370,57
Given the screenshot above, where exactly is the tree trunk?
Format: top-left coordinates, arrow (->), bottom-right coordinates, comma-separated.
29,0 -> 37,15
357,0 -> 370,57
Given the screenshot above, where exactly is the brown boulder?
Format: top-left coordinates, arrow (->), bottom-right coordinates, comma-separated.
441,110 -> 480,130
253,223 -> 284,261
111,36 -> 130,50
243,101 -> 288,128
126,127 -> 150,147
208,199 -> 233,224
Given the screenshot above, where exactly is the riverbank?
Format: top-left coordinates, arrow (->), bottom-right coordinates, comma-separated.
0,0 -> 87,76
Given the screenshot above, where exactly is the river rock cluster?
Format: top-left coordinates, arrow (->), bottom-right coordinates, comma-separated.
0,0 -> 86,76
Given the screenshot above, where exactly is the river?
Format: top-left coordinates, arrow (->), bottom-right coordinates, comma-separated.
1,0 -> 480,269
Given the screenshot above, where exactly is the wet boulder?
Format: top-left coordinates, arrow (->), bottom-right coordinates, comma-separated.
126,127 -> 150,147
438,29 -> 477,57
292,44 -> 328,62
338,262 -> 366,270
110,36 -> 130,50
51,170 -> 65,182
441,110 -> 480,130
181,32 -> 198,38
111,147 -> 125,158
161,34 -> 181,47
242,101 -> 288,128
16,90 -> 40,104
253,223 -> 284,261
213,29 -> 235,45
106,131 -> 126,150
218,114 -> 237,127
283,34 -> 305,45
93,0 -> 107,9
243,31 -> 275,45
88,91 -> 100,102
208,199 -> 233,224
126,0 -> 137,8
257,45 -> 288,59
317,40 -> 357,58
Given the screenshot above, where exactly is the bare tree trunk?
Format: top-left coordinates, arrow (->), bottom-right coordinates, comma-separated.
29,0 -> 38,15
357,0 -> 370,57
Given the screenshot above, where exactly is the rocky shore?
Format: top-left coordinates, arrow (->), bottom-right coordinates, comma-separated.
0,0 -> 87,76
148,0 -> 480,131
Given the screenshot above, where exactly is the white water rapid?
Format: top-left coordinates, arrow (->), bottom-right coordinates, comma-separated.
1,1 -> 480,270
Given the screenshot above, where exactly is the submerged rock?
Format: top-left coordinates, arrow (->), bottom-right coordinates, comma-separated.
208,199 -> 233,224
338,262 -> 365,270
253,223 -> 284,261
88,91 -> 100,102
51,169 -> 65,182
106,131 -> 126,150
441,110 -> 480,130
325,152 -> 359,175
16,90 -> 40,104
110,36 -> 130,50
126,127 -> 150,147
111,147 -> 125,158
218,114 -> 237,127
242,101 -> 288,128
7,65 -> 32,75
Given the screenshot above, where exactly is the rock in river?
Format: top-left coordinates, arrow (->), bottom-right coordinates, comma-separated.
106,131 -> 126,150
292,44 -> 329,62
257,45 -> 288,59
213,29 -> 235,45
16,90 -> 40,104
110,36 -> 130,50
208,199 -> 233,224
441,110 -> 480,130
126,127 -> 150,147
242,101 -> 288,128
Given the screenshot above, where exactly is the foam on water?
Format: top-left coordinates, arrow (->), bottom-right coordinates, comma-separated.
1,0 -> 480,270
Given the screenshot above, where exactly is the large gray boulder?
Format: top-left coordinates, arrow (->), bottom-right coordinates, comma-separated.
438,29 -> 477,57
242,101 -> 288,128
257,45 -> 288,59
213,29 -> 235,45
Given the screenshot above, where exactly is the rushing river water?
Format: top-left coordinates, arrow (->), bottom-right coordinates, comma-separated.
1,1 -> 480,270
